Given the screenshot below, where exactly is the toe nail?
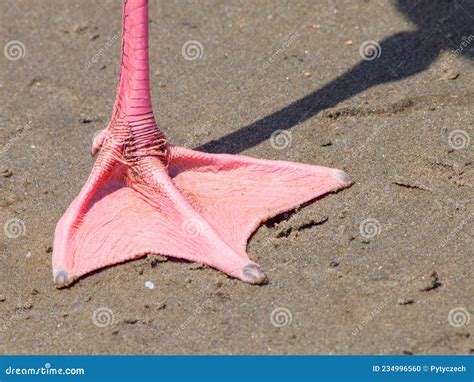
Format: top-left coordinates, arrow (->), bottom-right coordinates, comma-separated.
242,264 -> 267,285
54,270 -> 69,287
336,170 -> 352,185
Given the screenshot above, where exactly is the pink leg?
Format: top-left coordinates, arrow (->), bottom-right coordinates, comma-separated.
52,0 -> 352,287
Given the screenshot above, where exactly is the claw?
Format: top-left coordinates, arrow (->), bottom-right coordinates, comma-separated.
53,269 -> 76,288
241,264 -> 268,285
91,129 -> 107,156
335,170 -> 353,186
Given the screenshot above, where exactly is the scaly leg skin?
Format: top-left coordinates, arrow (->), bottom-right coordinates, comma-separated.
52,0 -> 352,287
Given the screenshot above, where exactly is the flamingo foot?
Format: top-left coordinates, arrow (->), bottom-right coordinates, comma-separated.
52,0 -> 352,287
52,132 -> 351,287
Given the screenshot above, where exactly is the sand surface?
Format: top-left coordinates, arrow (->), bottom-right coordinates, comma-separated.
0,0 -> 473,354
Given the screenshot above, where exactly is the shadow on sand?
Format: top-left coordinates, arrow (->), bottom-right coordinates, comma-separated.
197,0 -> 474,154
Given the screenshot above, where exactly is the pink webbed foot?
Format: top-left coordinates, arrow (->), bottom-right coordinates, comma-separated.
53,138 -> 351,287
52,0 -> 352,287
168,145 -> 352,254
